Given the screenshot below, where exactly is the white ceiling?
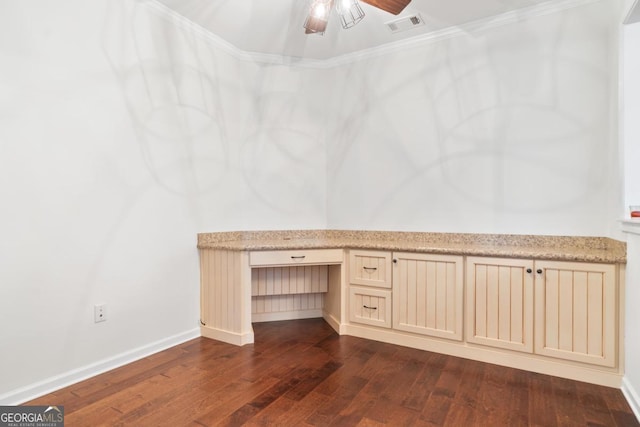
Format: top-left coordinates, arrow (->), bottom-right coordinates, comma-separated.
155,0 -> 577,60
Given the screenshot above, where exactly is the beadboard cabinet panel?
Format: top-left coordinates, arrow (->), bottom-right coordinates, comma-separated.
534,261 -> 617,367
466,257 -> 535,353
251,266 -> 329,296
393,252 -> 464,341
200,249 -> 253,345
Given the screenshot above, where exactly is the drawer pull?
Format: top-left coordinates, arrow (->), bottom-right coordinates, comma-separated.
363,305 -> 378,310
290,256 -> 306,260
363,266 -> 377,272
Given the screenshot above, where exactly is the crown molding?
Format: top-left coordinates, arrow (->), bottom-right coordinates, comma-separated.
142,0 -> 323,67
143,0 -> 600,69
625,0 -> 640,23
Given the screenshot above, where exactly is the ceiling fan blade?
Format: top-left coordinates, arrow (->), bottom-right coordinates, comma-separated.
361,0 -> 411,15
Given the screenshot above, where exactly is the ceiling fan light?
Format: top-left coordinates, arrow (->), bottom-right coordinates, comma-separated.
304,0 -> 334,35
336,0 -> 365,29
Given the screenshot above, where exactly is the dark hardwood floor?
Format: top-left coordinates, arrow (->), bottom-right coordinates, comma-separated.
28,319 -> 638,426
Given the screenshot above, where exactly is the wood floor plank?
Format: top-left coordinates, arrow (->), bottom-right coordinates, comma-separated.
24,318 -> 636,427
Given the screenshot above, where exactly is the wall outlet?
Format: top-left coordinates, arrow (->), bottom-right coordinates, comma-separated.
94,304 -> 107,323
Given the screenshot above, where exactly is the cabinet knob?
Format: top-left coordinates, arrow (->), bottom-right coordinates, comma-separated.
537,269 -> 543,274
526,268 -> 532,274
392,259 -> 398,264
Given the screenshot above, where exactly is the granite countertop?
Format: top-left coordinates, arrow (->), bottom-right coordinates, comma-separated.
197,230 -> 627,264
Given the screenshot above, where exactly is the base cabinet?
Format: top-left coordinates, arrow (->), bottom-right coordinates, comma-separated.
201,245 -> 624,387
466,257 -> 619,368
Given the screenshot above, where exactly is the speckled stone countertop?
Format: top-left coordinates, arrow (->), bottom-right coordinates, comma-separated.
197,230 -> 627,264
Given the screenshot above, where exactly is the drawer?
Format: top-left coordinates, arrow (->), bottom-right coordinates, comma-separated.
349,250 -> 392,288
249,249 -> 343,267
349,286 -> 392,328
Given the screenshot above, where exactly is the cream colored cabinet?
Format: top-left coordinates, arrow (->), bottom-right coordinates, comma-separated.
348,250 -> 392,328
392,252 -> 464,341
534,261 -> 617,367
466,257 -> 535,353
467,257 -> 618,368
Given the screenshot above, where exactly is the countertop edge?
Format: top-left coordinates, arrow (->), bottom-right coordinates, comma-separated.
196,231 -> 627,264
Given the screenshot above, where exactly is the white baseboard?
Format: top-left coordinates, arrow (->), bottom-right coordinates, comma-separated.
200,325 -> 254,346
322,312 -> 346,335
622,377 -> 640,422
0,328 -> 200,406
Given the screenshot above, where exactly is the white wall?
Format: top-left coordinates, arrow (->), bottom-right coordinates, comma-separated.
623,23 -> 640,209
0,0 -> 327,402
622,20 -> 640,417
326,1 -> 622,236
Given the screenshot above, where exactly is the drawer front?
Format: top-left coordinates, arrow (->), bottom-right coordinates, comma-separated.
349,250 -> 392,288
349,286 -> 392,328
249,249 -> 343,267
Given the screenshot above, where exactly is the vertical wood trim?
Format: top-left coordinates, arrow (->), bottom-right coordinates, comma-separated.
407,260 -> 417,327
587,272 -> 603,356
416,261 -> 427,328
510,267 -> 523,345
545,269 -> 559,350
427,261 -> 437,329
436,262 -> 447,332
498,266 -> 511,342
486,265 -> 499,340
475,264 -> 487,339
558,270 -> 574,352
250,266 -> 330,296
573,271 -> 588,355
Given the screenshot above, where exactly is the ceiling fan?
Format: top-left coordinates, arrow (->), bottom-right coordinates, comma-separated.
304,0 -> 412,35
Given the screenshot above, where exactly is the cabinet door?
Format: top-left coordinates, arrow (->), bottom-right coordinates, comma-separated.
393,252 -> 464,340
466,257 -> 534,353
534,261 -> 617,367
349,250 -> 392,288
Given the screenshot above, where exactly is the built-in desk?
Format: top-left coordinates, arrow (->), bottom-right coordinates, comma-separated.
198,230 -> 627,387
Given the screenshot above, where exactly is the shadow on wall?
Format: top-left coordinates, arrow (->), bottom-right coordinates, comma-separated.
100,0 -> 326,217
325,5 -> 614,230
101,0 -> 230,197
